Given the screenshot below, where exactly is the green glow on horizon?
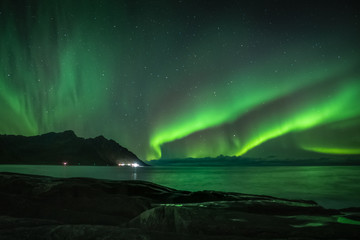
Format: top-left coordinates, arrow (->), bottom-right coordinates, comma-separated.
303,147 -> 360,155
337,217 -> 360,225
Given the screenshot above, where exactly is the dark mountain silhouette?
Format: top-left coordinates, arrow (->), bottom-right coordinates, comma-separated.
0,130 -> 147,166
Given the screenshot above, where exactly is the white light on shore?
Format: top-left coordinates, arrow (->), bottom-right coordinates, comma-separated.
118,162 -> 140,167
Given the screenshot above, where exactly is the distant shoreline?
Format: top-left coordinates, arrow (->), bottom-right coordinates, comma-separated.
149,156 -> 360,167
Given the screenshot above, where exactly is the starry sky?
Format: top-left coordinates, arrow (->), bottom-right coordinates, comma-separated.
1,0 -> 359,161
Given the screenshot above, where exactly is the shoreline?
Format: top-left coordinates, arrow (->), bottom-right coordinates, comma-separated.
1,165 -> 359,210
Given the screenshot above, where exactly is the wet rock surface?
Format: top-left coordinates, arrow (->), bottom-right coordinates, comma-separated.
0,172 -> 359,239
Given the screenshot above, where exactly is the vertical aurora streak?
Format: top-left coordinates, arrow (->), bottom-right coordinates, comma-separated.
1,0 -> 359,161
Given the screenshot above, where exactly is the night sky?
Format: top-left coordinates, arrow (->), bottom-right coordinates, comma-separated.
1,0 -> 359,161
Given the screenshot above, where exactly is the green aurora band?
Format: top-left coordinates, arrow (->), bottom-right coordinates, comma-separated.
149,60 -> 360,159
1,0 -> 359,160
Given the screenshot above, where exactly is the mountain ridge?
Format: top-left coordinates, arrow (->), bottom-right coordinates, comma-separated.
0,130 -> 148,166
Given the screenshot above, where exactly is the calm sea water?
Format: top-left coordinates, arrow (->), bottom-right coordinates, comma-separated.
1,165 -> 359,209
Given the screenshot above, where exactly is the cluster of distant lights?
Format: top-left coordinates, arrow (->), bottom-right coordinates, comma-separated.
118,163 -> 140,167
62,162 -> 140,167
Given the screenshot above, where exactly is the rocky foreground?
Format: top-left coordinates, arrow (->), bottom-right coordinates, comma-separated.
0,172 -> 359,240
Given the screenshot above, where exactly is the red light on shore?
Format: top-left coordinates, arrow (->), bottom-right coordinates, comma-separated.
63,162 -> 67,166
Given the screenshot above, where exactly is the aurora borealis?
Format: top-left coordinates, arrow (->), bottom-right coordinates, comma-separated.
1,0 -> 359,161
